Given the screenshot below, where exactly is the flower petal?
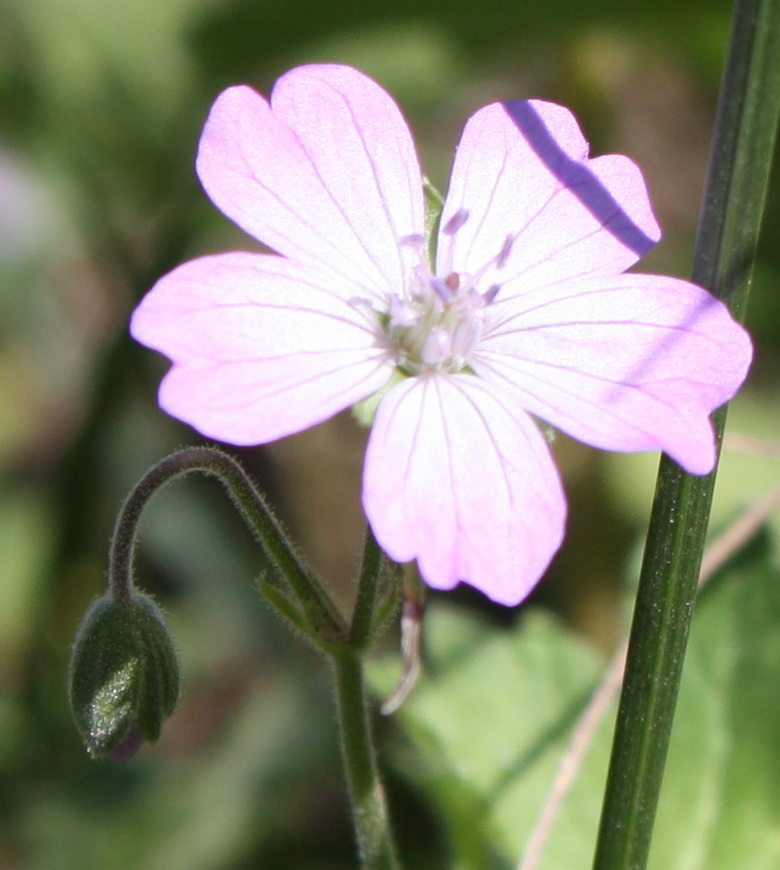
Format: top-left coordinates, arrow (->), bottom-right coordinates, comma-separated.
196,65 -> 424,299
437,100 -> 660,296
130,252 -> 394,444
363,373 -> 566,606
475,275 -> 752,474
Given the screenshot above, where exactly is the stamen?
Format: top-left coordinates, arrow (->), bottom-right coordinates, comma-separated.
442,208 -> 470,235
389,216 -> 496,373
430,277 -> 455,304
484,284 -> 501,303
399,233 -> 426,249
496,234 -> 514,269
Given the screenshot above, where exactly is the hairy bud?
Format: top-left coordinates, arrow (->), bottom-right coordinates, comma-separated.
69,592 -> 180,759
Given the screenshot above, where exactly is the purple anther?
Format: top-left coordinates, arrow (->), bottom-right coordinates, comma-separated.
484,284 -> 501,303
444,272 -> 460,292
442,208 -> 470,235
496,234 -> 514,269
399,233 -> 426,249
430,277 -> 455,303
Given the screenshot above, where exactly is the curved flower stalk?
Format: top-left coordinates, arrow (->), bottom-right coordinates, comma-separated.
131,64 -> 752,606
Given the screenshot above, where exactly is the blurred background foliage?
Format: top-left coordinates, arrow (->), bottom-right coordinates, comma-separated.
0,0 -> 778,867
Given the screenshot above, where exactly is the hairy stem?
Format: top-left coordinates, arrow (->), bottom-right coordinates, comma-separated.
108,446 -> 344,640
333,650 -> 401,870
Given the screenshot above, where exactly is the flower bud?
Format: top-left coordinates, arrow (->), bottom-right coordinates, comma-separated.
69,592 -> 180,759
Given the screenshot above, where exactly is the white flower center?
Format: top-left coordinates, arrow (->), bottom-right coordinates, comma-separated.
385,210 -> 510,375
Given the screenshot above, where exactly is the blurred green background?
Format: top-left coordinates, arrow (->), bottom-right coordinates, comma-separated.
1,0 -> 778,867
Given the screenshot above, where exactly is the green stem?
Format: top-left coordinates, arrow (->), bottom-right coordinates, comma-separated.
350,525 -> 385,650
109,447 -> 398,870
110,448 -> 402,865
592,1 -> 780,869
108,446 -> 345,640
333,650 -> 401,870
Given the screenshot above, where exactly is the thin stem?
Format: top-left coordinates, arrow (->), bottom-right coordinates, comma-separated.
110,448 -> 402,865
108,446 -> 345,639
591,1 -> 780,868
350,525 -> 385,650
333,650 -> 401,870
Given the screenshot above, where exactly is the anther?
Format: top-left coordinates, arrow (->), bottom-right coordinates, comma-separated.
399,234 -> 426,249
484,284 -> 501,303
442,208 -> 470,235
430,277 -> 455,304
496,234 -> 515,269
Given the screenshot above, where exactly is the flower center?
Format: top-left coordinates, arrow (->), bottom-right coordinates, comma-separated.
385,210 -> 510,375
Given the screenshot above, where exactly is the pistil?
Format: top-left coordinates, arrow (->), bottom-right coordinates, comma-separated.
388,216 -> 508,375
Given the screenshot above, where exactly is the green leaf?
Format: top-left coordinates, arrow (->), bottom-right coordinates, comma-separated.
649,541 -> 780,870
374,536 -> 780,869
370,607 -> 605,867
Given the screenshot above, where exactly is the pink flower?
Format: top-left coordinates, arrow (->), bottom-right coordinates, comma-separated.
131,64 -> 751,606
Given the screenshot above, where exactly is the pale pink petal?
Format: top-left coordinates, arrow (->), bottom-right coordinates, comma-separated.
196,65 -> 424,300
130,253 -> 394,444
363,374 -> 566,605
437,101 -> 660,298
474,275 -> 752,475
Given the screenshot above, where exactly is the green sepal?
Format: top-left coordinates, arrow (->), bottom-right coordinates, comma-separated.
68,592 -> 180,759
423,176 -> 445,270
351,367 -> 408,428
256,576 -> 310,638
